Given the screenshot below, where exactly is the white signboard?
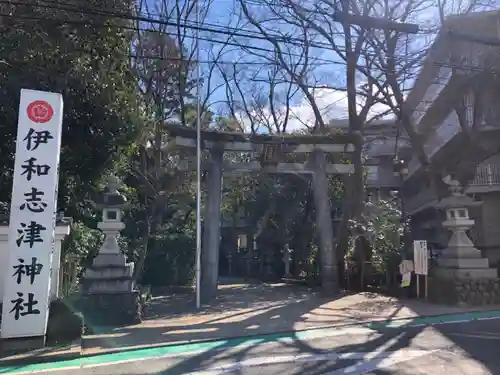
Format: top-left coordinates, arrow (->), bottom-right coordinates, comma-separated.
413,240 -> 429,276
1,89 -> 63,339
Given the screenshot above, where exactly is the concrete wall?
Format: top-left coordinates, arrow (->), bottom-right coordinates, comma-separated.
366,164 -> 401,188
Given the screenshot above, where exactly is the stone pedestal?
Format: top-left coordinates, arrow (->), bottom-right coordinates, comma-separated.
81,245 -> 135,294
76,291 -> 142,327
79,177 -> 142,325
427,277 -> 500,305
433,181 -> 497,281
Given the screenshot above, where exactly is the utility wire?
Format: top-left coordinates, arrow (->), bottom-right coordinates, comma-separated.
1,11 -> 491,109
0,9 -> 452,72
5,0 -> 490,78
2,0 -> 432,62
0,10 -> 428,76
2,10 -> 492,86
15,0 -> 330,40
2,1 -> 495,108
8,1 -> 493,79
0,13 -> 348,65
2,0 -> 347,51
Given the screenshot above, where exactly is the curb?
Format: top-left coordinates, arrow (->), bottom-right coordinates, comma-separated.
0,340 -> 82,367
2,309 -> 500,369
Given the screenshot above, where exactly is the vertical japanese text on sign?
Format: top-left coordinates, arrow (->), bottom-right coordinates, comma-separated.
0,90 -> 63,339
413,240 -> 429,276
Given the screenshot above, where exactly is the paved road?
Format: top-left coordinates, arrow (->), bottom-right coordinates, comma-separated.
10,319 -> 500,375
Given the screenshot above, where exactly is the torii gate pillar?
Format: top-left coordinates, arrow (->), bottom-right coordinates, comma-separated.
201,148 -> 224,303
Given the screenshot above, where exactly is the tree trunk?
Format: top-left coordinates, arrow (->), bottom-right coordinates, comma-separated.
336,18 -> 365,284
133,216 -> 154,283
312,149 -> 339,295
334,142 -> 364,280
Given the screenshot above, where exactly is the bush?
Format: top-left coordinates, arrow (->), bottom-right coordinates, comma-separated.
46,299 -> 84,345
141,231 -> 195,287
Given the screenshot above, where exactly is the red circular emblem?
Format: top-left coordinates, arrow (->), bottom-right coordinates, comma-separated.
27,100 -> 54,123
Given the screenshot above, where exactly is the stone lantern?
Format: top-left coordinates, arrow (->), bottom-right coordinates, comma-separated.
80,176 -> 142,324
93,176 -> 128,268
434,178 -> 496,279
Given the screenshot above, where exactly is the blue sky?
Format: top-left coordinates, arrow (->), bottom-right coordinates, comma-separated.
198,0 -> 365,130
139,0 -> 482,132
140,0 -> 395,130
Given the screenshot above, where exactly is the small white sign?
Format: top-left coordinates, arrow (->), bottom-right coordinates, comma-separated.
401,272 -> 411,288
1,89 -> 63,339
399,260 -> 414,275
413,240 -> 429,276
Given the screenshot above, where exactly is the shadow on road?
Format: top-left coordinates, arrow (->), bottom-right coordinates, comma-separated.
83,280 -> 500,374
111,327 -> 425,375
83,280 -> 357,351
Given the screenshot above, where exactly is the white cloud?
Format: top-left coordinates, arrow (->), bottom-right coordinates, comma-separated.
237,87 -> 393,133
286,88 -> 350,131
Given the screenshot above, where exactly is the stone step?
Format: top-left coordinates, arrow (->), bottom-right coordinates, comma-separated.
81,278 -> 135,294
433,267 -> 498,279
440,246 -> 485,259
92,253 -> 128,267
438,257 -> 490,269
84,265 -> 134,279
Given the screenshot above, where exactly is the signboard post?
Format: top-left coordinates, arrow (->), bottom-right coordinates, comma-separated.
413,240 -> 429,299
1,89 -> 63,340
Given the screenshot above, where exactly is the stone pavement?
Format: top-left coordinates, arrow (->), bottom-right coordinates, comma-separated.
82,281 -> 499,355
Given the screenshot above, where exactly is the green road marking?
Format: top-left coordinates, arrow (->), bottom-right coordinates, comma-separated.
0,328 -> 350,374
2,309 -> 500,374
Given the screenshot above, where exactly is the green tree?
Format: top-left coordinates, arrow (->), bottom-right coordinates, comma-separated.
126,24 -> 200,283
349,195 -> 404,288
0,0 -> 141,218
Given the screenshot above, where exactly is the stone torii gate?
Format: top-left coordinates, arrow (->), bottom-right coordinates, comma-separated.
166,125 -> 361,302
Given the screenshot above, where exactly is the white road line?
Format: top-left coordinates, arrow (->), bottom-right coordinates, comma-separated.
324,349 -> 437,375
184,349 -> 437,375
184,353 -> 340,375
294,326 -> 376,340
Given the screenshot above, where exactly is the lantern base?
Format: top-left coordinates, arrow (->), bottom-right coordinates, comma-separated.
433,267 -> 497,279
75,291 -> 143,326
